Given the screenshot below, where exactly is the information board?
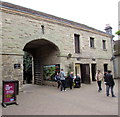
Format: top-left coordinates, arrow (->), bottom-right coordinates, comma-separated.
2,80 -> 18,107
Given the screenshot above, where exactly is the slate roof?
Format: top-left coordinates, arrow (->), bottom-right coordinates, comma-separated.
0,1 -> 112,37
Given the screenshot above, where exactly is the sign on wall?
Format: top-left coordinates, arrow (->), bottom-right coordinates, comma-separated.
43,64 -> 60,81
14,64 -> 21,69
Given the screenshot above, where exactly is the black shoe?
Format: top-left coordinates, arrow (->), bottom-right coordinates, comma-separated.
112,95 -> 116,97
107,94 -> 109,96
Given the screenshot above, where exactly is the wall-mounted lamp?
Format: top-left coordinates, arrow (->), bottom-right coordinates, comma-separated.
92,57 -> 96,61
67,53 -> 72,59
77,57 -> 81,61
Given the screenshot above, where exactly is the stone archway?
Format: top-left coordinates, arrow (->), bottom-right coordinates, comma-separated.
23,39 -> 60,85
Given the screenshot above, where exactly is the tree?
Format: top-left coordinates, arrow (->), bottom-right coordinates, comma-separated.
23,52 -> 32,72
115,30 -> 120,35
23,52 -> 32,83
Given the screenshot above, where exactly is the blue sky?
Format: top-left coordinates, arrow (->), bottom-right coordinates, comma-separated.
2,0 -> 119,40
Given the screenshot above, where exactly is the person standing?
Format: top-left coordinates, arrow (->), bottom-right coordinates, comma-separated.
104,71 -> 108,86
60,69 -> 66,91
68,72 -> 74,89
104,70 -> 116,97
104,71 -> 108,81
96,70 -> 103,92
55,72 -> 61,88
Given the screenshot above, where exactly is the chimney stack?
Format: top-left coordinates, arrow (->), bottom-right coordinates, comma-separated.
105,24 -> 112,35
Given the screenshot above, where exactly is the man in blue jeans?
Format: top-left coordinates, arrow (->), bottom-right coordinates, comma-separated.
104,70 -> 116,97
60,69 -> 66,91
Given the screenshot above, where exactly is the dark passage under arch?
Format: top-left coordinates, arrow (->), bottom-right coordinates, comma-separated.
23,39 -> 60,85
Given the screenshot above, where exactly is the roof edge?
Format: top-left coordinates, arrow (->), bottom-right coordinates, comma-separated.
0,1 -> 113,38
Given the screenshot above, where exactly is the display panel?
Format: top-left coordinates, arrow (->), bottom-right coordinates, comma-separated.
2,80 -> 18,107
43,64 -> 60,81
4,82 -> 15,103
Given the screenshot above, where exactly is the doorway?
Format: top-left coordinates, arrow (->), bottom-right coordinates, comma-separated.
80,64 -> 90,84
23,52 -> 33,84
23,39 -> 60,85
75,64 -> 81,76
91,64 -> 96,81
104,64 -> 108,72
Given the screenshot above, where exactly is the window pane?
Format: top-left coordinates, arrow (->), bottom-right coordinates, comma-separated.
74,34 -> 80,53
90,37 -> 94,48
103,40 -> 106,49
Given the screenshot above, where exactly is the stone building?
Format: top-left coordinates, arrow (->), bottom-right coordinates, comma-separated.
113,1 -> 120,79
0,2 -> 114,89
113,40 -> 120,79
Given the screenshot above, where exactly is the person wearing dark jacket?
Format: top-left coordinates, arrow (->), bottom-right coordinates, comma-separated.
74,74 -> 81,88
68,72 -> 74,89
55,73 -> 61,88
104,70 -> 116,97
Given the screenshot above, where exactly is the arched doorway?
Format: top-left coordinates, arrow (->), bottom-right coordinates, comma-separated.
23,39 -> 60,85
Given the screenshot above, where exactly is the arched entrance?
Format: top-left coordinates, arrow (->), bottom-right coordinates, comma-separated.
23,39 -> 60,85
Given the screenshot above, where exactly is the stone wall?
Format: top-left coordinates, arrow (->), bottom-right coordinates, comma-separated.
2,54 -> 23,87
0,10 -> 2,91
1,8 -> 114,87
114,57 -> 120,78
2,12 -> 112,57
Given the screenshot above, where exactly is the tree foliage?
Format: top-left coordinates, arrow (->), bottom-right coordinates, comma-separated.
115,30 -> 120,35
23,52 -> 32,72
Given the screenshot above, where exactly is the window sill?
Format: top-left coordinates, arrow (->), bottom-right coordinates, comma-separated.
103,49 -> 107,51
75,52 -> 81,54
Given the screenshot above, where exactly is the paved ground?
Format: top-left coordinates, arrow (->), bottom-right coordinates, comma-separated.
2,80 -> 119,115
